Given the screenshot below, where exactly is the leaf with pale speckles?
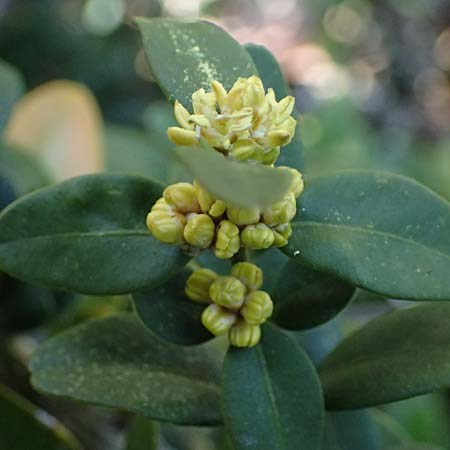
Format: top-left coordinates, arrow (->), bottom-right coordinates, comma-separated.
319,303 -> 450,409
30,314 -> 222,425
284,171 -> 450,300
222,323 -> 325,450
135,18 -> 258,109
0,174 -> 189,294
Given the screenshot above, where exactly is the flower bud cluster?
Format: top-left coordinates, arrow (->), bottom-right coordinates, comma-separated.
146,168 -> 303,257
185,262 -> 273,347
167,76 -> 296,165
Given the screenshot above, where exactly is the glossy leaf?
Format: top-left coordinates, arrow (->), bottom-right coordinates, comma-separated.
125,416 -> 158,450
244,44 -> 303,172
133,269 -> 212,346
284,171 -> 450,300
174,144 -> 293,208
30,314 -> 221,425
0,59 -> 25,131
0,384 -> 81,450
319,303 -> 450,409
222,323 -> 325,450
0,174 -> 189,294
135,18 -> 257,108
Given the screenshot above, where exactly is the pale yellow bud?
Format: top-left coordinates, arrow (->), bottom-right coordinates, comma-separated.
188,114 -> 211,128
209,200 -> 227,218
184,213 -> 215,248
227,205 -> 260,226
193,180 -> 215,213
214,220 -> 240,259
163,183 -> 200,213
230,139 -> 259,161
209,276 -> 246,310
185,268 -> 218,303
167,127 -> 198,146
230,262 -> 263,291
229,319 -> 261,347
272,223 -> 292,248
192,88 -> 216,115
276,96 -> 295,123
262,193 -> 297,226
260,130 -> 291,148
146,210 -> 186,244
211,80 -> 227,109
201,304 -> 237,336
277,167 -> 304,198
151,197 -> 172,213
174,100 -> 193,130
241,223 -> 274,249
261,147 -> 280,165
241,291 -> 273,325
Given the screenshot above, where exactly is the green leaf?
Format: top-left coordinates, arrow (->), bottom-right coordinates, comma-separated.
284,171 -> 450,300
0,384 -> 81,450
222,323 -> 325,450
244,44 -> 303,172
135,18 -> 257,108
133,269 -> 212,346
125,415 -> 158,450
0,173 -> 189,295
30,314 -> 222,425
0,59 -> 25,130
174,144 -> 294,208
319,303 -> 450,409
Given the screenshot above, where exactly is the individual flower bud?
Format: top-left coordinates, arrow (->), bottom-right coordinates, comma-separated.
167,127 -> 198,146
262,193 -> 296,226
146,210 -> 186,244
174,100 -> 193,130
278,166 -> 304,198
211,80 -> 227,109
241,291 -> 273,325
260,130 -> 291,148
273,223 -> 292,248
261,147 -> 280,165
163,182 -> 200,213
229,319 -> 261,347
201,304 -> 237,336
209,276 -> 246,310
214,220 -> 240,259
193,180 -> 215,213
188,114 -> 211,128
209,200 -> 227,218
241,223 -> 274,249
230,262 -> 263,291
227,205 -> 260,226
151,197 -> 172,213
230,139 -> 259,161
184,213 -> 215,248
185,268 -> 218,303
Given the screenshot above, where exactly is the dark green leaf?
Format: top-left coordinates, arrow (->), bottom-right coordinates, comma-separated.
135,18 -> 257,108
0,59 -> 25,130
244,44 -> 303,172
125,415 -> 158,450
0,384 -> 81,450
174,144 -> 294,208
0,174 -> 189,295
222,323 -> 325,450
30,314 -> 221,425
319,303 -> 450,409
133,269 -> 212,346
284,171 -> 450,300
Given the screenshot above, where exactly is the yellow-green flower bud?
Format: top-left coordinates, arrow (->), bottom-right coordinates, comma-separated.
163,182 -> 200,213
229,319 -> 261,347
261,147 -> 280,165
241,291 -> 273,325
151,197 -> 172,213
209,276 -> 246,310
230,139 -> 259,161
214,220 -> 240,259
230,262 -> 263,291
174,100 -> 193,130
227,205 -> 260,226
184,213 -> 215,248
167,127 -> 198,146
278,166 -> 304,198
241,223 -> 274,249
185,268 -> 218,303
262,193 -> 296,226
201,304 -> 237,336
193,180 -> 215,213
273,223 -> 292,247
209,200 -> 227,218
146,210 -> 186,244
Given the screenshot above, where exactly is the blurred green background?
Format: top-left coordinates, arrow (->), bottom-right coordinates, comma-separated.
1,1 -> 450,449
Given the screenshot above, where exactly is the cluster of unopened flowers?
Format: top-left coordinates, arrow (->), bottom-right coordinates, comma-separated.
185,262 -> 272,347
146,76 -> 303,346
